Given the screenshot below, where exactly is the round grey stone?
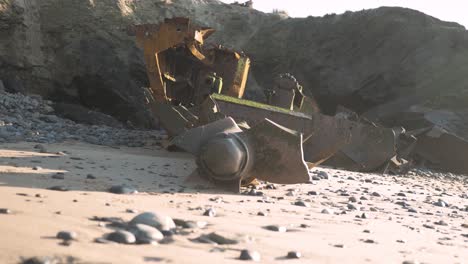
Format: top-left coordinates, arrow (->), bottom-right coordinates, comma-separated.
129,212 -> 176,231
106,230 -> 136,244
131,223 -> 164,244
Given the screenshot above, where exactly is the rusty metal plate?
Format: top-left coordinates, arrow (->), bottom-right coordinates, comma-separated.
326,124 -> 397,171
244,119 -> 311,184
414,126 -> 468,174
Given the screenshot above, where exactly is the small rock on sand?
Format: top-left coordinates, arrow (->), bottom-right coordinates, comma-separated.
194,232 -> 239,245
106,230 -> 136,244
264,225 -> 287,233
47,186 -> 69,192
239,249 -> 261,261
0,208 -> 12,214
286,251 -> 302,259
56,231 -> 77,241
129,212 -> 176,231
130,224 -> 164,244
108,185 -> 138,194
203,208 -> 216,217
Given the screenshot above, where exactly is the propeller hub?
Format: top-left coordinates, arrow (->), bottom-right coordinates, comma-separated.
198,134 -> 249,181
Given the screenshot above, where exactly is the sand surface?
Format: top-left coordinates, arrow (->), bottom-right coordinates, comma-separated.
1,142 -> 467,264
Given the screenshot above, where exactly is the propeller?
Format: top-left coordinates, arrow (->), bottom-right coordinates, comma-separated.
172,117 -> 311,192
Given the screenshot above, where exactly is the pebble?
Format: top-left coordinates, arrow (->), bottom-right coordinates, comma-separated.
307,191 -> 318,195
245,189 -> 263,196
371,192 -> 381,197
21,256 -> 59,264
130,224 -> 164,244
129,212 -> 176,231
257,211 -> 267,216
318,171 -> 329,179
433,199 -> 447,207
347,204 -> 358,210
396,201 -> 410,207
294,200 -> 310,207
86,174 -> 96,179
434,220 -> 448,226
108,185 -> 138,194
349,196 -> 357,203
239,249 -> 261,261
56,231 -> 77,241
47,186 -> 69,192
94,238 -> 116,244
106,230 -> 136,244
126,209 -> 139,214
195,232 -> 239,245
286,251 -> 302,259
0,208 -> 12,214
312,176 -> 321,181
321,209 -> 333,214
203,208 -> 216,217
265,225 -> 287,232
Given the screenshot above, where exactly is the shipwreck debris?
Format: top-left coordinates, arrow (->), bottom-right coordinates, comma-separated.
131,17 -> 462,191
172,117 -> 310,192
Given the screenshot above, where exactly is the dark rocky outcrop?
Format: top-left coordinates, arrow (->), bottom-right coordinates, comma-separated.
245,7 -> 468,115
0,0 -> 277,127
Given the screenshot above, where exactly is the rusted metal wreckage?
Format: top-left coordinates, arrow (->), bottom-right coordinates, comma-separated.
129,17 -> 424,192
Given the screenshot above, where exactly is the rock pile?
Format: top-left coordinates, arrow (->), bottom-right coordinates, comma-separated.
0,90 -> 163,146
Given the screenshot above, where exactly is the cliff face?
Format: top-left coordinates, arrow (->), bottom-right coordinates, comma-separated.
1,1 -> 468,128
245,7 -> 468,114
0,0 -> 277,127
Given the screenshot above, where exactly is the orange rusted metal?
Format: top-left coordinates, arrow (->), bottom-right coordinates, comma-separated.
132,18 -> 249,106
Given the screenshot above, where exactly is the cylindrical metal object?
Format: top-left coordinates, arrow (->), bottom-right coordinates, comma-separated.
197,133 -> 252,181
